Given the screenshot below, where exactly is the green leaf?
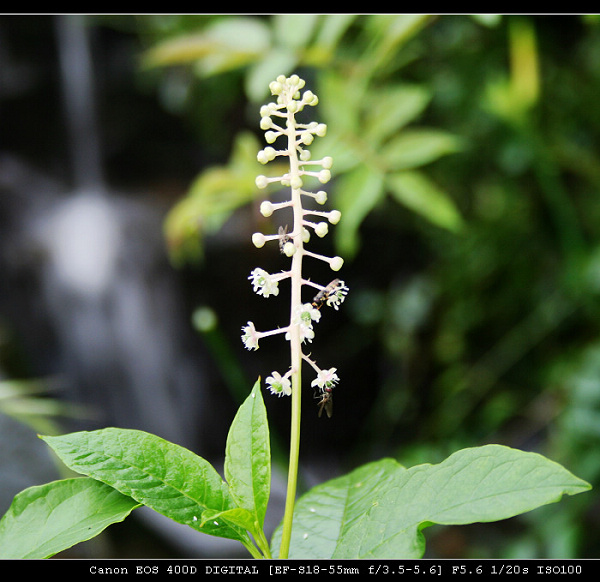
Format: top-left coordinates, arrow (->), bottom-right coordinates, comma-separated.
200,507 -> 256,532
246,50 -> 298,102
381,129 -> 463,170
317,72 -> 362,136
163,132 -> 286,264
386,170 -> 464,233
0,478 -> 139,559
142,17 -> 270,74
41,428 -> 251,545
364,85 -> 432,146
224,379 -> 270,529
333,165 -> 385,257
273,445 -> 591,559
273,14 -> 320,51
312,14 -> 357,54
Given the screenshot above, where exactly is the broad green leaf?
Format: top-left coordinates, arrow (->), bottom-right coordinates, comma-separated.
0,477 -> 139,559
274,445 -> 591,559
224,379 -> 270,529
270,458 -> 398,559
333,165 -> 385,257
386,170 -> 464,233
41,428 -> 250,545
200,507 -> 256,532
381,129 -> 463,170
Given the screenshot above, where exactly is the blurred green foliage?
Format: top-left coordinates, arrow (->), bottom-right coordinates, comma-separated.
115,14 -> 600,558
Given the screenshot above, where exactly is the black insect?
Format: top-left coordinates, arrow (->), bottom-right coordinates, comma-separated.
316,386 -> 333,418
311,278 -> 341,310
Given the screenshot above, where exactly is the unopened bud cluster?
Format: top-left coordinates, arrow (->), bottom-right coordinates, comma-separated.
241,75 -> 348,411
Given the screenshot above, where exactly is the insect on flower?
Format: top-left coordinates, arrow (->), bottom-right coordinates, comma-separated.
311,279 -> 342,310
316,386 -> 333,418
278,225 -> 291,254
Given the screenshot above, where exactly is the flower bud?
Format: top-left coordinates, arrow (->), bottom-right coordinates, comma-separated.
328,210 -> 341,224
330,256 -> 344,271
252,232 -> 266,248
315,222 -> 328,238
260,201 -> 273,217
255,175 -> 269,189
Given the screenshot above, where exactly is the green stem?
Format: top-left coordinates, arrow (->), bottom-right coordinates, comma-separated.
278,363 -> 301,558
278,104 -> 305,559
243,539 -> 264,559
254,527 -> 273,559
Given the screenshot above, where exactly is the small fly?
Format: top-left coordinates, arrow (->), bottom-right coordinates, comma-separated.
316,386 -> 333,418
278,225 -> 291,254
311,278 -> 341,310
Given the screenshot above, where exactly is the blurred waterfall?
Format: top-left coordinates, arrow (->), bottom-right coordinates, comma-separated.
55,15 -> 105,190
0,16 -> 247,556
32,14 -> 207,449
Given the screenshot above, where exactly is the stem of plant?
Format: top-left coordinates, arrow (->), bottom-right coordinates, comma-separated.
246,74 -> 347,559
279,109 -> 305,559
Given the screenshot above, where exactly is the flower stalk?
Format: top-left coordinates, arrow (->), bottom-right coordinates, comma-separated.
242,75 -> 347,558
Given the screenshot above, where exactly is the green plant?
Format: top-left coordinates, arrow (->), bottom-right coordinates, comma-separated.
150,15 -> 465,266
0,74 -> 591,560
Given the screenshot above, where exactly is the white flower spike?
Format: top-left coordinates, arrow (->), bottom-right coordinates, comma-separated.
241,74 -> 348,415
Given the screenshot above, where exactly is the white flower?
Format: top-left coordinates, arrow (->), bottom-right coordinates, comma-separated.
249,268 -> 279,298
311,368 -> 339,390
300,302 -> 321,324
241,322 -> 260,350
266,371 -> 291,397
285,303 -> 321,343
326,280 -> 349,310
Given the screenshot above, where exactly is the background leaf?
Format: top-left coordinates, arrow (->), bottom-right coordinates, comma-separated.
0,477 -> 139,558
334,166 -> 386,257
364,85 -> 432,145
143,17 -> 271,74
381,129 -> 464,170
386,170 -> 464,233
273,445 -> 590,559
